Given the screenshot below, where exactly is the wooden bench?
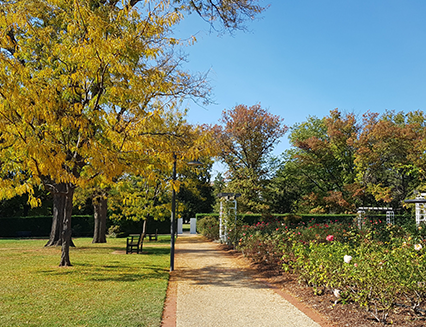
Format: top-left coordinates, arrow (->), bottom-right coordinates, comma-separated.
148,229 -> 158,241
126,233 -> 145,254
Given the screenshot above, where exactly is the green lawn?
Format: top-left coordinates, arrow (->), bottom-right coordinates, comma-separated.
0,237 -> 171,327
182,223 -> 190,231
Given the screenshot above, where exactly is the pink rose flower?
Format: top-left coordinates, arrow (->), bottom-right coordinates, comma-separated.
326,234 -> 334,242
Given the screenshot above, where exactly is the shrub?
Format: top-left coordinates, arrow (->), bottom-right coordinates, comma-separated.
197,217 -> 219,240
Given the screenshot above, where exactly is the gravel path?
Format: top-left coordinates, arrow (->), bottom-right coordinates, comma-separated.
173,234 -> 323,327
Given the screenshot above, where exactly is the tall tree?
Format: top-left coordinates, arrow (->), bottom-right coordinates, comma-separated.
214,104 -> 287,212
0,0 -> 264,265
283,110 -> 360,213
0,0 -> 211,266
108,130 -> 215,228
354,110 -> 424,207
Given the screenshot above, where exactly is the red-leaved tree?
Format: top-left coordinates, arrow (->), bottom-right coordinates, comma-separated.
214,104 -> 288,212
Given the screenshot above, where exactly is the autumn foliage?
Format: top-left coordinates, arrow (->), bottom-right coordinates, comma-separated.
0,0 -> 215,265
279,108 -> 426,214
214,104 -> 287,212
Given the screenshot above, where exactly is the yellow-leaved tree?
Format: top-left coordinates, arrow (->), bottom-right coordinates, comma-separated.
0,0 -> 215,266
74,110 -> 214,244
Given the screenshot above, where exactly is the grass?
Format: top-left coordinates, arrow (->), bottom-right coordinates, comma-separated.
0,236 -> 171,327
182,223 -> 190,231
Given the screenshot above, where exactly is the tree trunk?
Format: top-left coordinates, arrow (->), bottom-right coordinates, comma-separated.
59,183 -> 75,267
45,183 -> 75,247
142,219 -> 147,236
92,190 -> 107,243
45,185 -> 65,246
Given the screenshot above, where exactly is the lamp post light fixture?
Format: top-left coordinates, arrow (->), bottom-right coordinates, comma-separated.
186,159 -> 204,167
170,156 -> 203,272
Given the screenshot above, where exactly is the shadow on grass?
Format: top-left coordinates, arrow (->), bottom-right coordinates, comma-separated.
37,263 -> 169,282
73,246 -> 125,252
36,247 -> 171,282
87,265 -> 169,282
72,246 -> 170,255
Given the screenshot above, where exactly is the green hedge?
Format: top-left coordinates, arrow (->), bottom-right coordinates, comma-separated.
195,213 -> 412,226
0,215 -> 174,238
196,216 -> 219,240
195,213 -> 265,225
113,218 -> 171,236
0,215 -> 93,237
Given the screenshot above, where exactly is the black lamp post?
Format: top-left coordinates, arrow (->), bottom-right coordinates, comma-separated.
170,156 -> 203,272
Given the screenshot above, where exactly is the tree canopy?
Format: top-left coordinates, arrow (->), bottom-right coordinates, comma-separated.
268,109 -> 426,214
214,103 -> 287,212
354,110 -> 425,207
0,0 -> 249,265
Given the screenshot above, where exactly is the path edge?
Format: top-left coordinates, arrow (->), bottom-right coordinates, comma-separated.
161,235 -> 335,327
220,244 -> 337,327
161,271 -> 177,327
263,280 -> 336,327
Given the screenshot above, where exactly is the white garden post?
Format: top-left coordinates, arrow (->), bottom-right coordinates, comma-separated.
177,218 -> 183,234
415,194 -> 426,226
357,210 -> 365,230
190,218 -> 197,234
217,193 -> 241,244
386,211 -> 394,225
219,200 -> 224,242
357,207 -> 393,229
404,193 -> 426,227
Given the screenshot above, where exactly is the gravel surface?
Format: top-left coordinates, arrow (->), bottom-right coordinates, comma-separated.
174,234 -> 322,327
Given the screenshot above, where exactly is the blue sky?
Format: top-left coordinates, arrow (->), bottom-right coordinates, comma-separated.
173,1 -> 426,174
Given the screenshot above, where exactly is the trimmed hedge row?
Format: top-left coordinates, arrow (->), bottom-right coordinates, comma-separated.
0,215 -> 172,238
114,218 -> 171,236
0,215 -> 93,237
195,213 -> 357,225
195,212 -> 413,227
2,212 -> 412,238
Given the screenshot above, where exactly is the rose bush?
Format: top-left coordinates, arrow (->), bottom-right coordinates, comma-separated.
197,217 -> 219,240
